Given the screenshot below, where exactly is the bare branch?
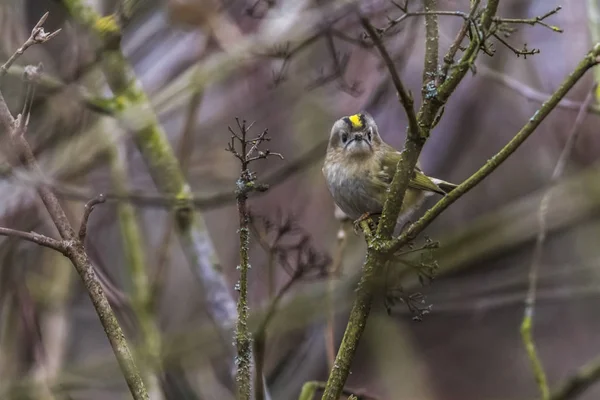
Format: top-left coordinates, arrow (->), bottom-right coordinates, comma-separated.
228,118 -> 284,399
0,12 -> 61,80
0,227 -> 65,253
522,84 -> 596,400
493,6 -> 563,33
440,0 -> 481,83
78,194 -> 107,242
478,64 -> 600,115
359,17 -> 420,140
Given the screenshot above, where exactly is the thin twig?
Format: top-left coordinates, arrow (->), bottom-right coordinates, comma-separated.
478,64 -> 600,115
522,84 -> 596,400
78,194 -> 106,242
378,9 -> 469,37
325,215 -> 350,370
4,140 -> 326,211
440,0 -> 481,83
493,6 -> 563,33
360,17 -> 420,140
152,87 -> 204,304
0,12 -> 60,80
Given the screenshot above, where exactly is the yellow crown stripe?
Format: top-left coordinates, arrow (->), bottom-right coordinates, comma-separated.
348,114 -> 364,129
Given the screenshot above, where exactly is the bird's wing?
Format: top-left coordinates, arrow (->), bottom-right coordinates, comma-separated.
378,149 -> 446,195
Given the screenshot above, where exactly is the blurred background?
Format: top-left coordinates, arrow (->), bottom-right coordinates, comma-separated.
1,0 -> 600,399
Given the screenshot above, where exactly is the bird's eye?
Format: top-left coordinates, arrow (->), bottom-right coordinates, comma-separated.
341,133 -> 348,142
367,129 -> 372,141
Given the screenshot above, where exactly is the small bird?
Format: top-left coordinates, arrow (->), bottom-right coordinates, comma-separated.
322,112 -> 457,226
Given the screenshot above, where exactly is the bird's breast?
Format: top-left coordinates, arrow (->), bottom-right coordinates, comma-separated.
322,161 -> 383,219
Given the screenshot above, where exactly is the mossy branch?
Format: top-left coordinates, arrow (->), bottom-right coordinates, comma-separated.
227,119 -> 283,399
549,354 -> 600,400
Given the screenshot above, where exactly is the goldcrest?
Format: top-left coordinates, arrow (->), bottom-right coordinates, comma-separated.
322,112 -> 457,222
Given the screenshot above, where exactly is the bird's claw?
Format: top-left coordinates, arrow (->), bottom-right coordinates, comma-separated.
353,212 -> 372,235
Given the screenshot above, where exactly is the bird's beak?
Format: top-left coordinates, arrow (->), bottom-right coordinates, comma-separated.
344,133 -> 372,152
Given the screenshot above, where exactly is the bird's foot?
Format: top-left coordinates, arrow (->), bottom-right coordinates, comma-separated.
353,212 -> 372,235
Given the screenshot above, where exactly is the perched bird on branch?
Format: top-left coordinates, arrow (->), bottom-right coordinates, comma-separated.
322,112 -> 457,226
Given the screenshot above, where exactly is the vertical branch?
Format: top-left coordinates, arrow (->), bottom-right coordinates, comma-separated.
152,89 -> 203,303
422,0 -> 439,101
227,120 -> 283,400
325,211 -> 350,370
105,119 -> 163,400
586,0 -> 600,102
522,85 -> 596,400
29,244 -> 75,400
236,135 -> 253,400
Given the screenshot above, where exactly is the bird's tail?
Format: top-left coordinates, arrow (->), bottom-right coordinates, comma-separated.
430,178 -> 458,194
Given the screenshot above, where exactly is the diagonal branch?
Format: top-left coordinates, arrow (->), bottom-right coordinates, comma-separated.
385,44 -> 600,255
522,83 -> 596,400
359,17 -> 419,140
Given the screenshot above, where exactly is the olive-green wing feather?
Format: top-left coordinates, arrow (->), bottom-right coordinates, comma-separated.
377,148 -> 452,195
411,168 -> 446,195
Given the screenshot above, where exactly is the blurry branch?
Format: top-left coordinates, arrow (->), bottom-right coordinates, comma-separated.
250,212 -> 330,400
359,18 -> 419,142
549,354 -> 600,400
260,20 -> 363,95
388,158 -> 600,290
522,84 -> 596,400
5,65 -> 115,116
151,0 -> 360,115
478,64 -> 600,115
326,209 -> 351,370
58,1 -> 249,393
151,87 -> 204,304
29,232 -> 76,400
305,34 -> 362,96
227,119 -> 283,400
0,13 -> 60,80
587,0 -> 600,103
0,284 -> 20,387
0,14 -> 148,400
103,119 -> 163,399
4,139 -> 328,210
